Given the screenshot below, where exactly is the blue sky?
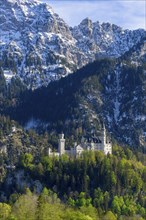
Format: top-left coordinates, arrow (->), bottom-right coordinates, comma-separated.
42,0 -> 146,30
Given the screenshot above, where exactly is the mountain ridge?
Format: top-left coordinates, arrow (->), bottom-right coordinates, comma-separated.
0,0 -> 146,88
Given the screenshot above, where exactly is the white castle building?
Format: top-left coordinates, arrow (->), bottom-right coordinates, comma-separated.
48,126 -> 112,157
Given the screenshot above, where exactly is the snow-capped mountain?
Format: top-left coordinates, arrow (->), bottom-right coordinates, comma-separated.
0,0 -> 146,88
72,18 -> 145,58
0,0 -> 81,88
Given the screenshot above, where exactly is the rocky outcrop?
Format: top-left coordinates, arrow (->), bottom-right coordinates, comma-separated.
0,0 -> 145,88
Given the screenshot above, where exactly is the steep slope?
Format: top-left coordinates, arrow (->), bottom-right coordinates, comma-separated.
5,39 -> 146,148
0,0 -> 83,88
0,0 -> 145,89
72,18 -> 145,58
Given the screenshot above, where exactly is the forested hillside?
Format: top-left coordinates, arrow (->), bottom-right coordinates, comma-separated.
3,51 -> 145,149
0,49 -> 146,220
0,116 -> 146,219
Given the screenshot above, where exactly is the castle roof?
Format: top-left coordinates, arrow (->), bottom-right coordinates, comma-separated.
76,144 -> 84,151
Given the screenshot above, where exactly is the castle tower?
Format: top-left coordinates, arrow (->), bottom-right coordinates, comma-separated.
101,124 -> 112,155
90,141 -> 94,151
101,124 -> 106,147
58,133 -> 65,155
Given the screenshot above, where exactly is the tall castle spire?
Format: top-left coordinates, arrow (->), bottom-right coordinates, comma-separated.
101,123 -> 106,146
58,133 -> 65,155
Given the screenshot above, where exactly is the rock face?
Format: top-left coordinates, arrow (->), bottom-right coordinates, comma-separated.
0,0 -> 146,88
101,40 -> 146,148
0,0 -> 80,88
72,18 -> 145,58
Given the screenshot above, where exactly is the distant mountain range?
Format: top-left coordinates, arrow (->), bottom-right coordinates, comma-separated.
0,0 -> 145,88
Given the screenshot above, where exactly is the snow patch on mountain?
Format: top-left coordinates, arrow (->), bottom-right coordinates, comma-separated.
114,68 -> 121,122
3,70 -> 14,84
24,117 -> 48,130
0,0 -> 146,89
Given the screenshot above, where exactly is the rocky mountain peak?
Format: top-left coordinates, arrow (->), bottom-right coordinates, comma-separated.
0,0 -> 146,89
78,17 -> 93,35
72,18 -> 145,57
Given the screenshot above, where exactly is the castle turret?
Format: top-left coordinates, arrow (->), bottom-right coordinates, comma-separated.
58,133 -> 65,155
90,141 -> 94,151
101,125 -> 112,155
101,124 -> 106,146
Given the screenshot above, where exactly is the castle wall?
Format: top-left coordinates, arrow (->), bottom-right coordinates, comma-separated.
58,134 -> 65,155
104,143 -> 112,155
48,129 -> 112,158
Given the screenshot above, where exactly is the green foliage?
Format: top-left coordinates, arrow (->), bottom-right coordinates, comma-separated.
12,190 -> 37,220
0,203 -> 11,220
0,116 -> 146,219
20,153 -> 34,168
102,211 -> 117,220
111,196 -> 124,215
0,189 -> 100,220
9,146 -> 145,219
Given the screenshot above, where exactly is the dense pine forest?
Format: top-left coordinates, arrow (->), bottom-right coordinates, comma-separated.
0,115 -> 146,219
1,56 -> 146,148
0,55 -> 146,219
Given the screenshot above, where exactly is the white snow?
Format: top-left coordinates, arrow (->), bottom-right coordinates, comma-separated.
24,117 -> 48,130
114,69 -> 120,122
135,115 -> 146,121
0,0 -> 145,89
3,70 -> 14,83
24,118 -> 39,129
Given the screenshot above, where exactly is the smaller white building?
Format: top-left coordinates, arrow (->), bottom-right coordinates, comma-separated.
48,126 -> 112,157
0,143 -> 7,154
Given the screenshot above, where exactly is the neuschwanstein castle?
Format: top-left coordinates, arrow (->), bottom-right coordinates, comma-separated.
48,126 -> 112,157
